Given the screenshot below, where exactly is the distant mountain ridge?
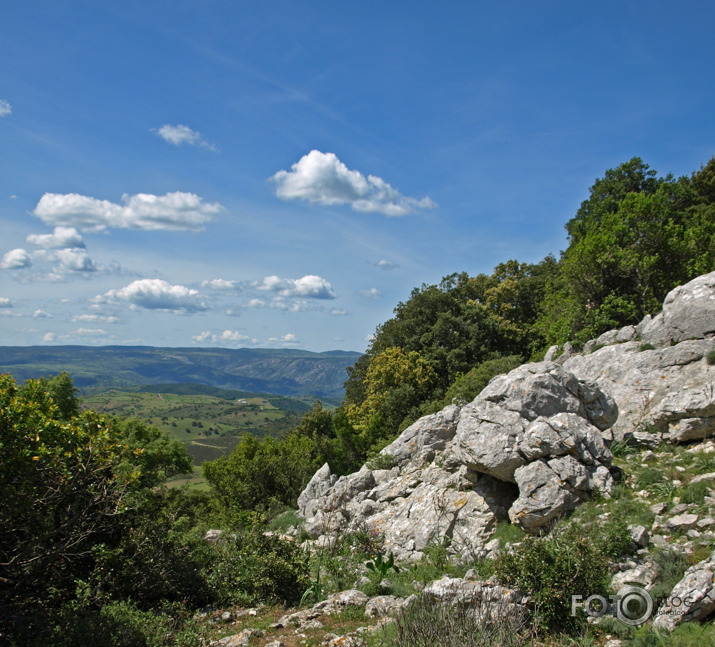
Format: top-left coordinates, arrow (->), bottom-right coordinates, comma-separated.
0,346 -> 362,401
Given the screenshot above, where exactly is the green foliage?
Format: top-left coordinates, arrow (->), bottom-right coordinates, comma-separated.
84,489 -> 213,607
366,552 -> 400,578
344,260 -> 555,437
0,374 -> 192,612
376,593 -> 531,647
491,521 -> 527,547
366,452 -> 398,471
648,549 -> 689,609
205,526 -> 309,605
494,521 -> 630,633
442,355 -> 523,405
14,599 -> 205,647
627,622 -> 715,647
640,342 -> 656,351
268,509 -> 305,533
707,349 -> 715,365
202,431 -> 321,518
538,157 -> 715,344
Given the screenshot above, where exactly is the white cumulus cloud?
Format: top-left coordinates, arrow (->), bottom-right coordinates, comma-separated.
156,124 -> 217,151
330,309 -> 347,316
27,226 -> 85,249
33,191 -> 224,233
192,329 -> 252,344
52,248 -> 97,273
96,278 -> 207,312
33,309 -> 51,318
245,298 -> 266,309
269,299 -> 310,312
358,288 -> 382,299
43,332 -> 56,342
255,274 -> 336,299
201,278 -> 239,290
72,314 -> 119,323
270,150 -> 437,217
268,333 -> 298,344
377,259 -> 396,270
0,99 -> 10,117
0,297 -> 12,307
1,248 -> 32,269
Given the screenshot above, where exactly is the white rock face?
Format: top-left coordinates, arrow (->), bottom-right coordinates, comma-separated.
563,272 -> 715,443
300,362 -> 618,558
653,549 -> 715,631
297,272 -> 715,560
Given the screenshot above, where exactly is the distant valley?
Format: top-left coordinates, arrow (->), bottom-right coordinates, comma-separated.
0,345 -> 362,402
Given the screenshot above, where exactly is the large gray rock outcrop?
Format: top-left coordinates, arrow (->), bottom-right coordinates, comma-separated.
299,362 -> 618,557
653,549 -> 715,631
563,272 -> 715,443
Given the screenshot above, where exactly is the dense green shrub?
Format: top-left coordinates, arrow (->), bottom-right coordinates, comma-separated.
494,521 -> 631,633
377,593 -> 532,647
205,525 -> 309,605
0,374 -> 191,617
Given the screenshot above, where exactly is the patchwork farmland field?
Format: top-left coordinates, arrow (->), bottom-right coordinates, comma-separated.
81,387 -> 316,466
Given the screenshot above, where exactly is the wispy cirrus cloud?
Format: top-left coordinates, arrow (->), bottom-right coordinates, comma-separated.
33,191 -> 224,233
255,274 -> 336,299
155,124 -> 218,151
270,150 -> 437,217
0,99 -> 11,117
95,278 -> 207,312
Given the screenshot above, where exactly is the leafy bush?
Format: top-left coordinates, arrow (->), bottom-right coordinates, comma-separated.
491,521 -> 527,547
376,593 -> 532,647
649,548 -> 689,608
366,452 -> 398,471
639,342 -> 656,351
0,374 -> 191,622
707,349 -> 715,365
205,526 -> 309,605
494,521 -> 630,633
268,509 -> 305,533
442,355 -> 524,405
13,599 -> 205,647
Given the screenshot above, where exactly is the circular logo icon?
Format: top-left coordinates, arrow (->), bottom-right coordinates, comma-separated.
617,586 -> 653,626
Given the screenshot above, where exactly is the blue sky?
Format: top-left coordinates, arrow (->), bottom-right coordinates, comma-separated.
1,1 -> 713,353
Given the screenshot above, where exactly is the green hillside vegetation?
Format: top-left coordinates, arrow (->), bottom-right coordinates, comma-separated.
2,156 -> 715,646
81,386 -> 314,466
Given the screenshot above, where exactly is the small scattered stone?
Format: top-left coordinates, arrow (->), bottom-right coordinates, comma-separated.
650,502 -> 668,515
665,513 -> 699,532
628,524 -> 649,548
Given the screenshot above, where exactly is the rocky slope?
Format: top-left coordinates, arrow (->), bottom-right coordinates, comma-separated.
299,272 -> 715,561
287,271 -> 715,640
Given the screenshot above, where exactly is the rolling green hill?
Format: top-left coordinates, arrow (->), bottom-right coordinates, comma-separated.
0,345 -> 361,402
81,385 -> 316,465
